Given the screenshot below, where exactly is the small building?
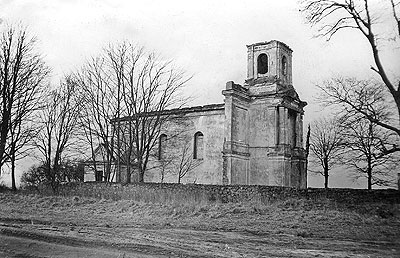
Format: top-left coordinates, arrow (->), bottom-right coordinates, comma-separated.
83,144 -> 117,182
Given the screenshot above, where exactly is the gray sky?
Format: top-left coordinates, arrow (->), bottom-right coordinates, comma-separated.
0,0 -> 399,188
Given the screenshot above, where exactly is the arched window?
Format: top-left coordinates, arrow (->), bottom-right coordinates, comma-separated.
257,53 -> 268,74
282,55 -> 287,76
158,134 -> 167,160
193,132 -> 204,160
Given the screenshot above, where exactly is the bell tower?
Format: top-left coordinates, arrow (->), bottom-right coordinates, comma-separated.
246,40 -> 292,86
222,40 -> 307,189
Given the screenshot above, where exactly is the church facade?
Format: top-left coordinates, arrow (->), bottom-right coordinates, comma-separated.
88,40 -> 308,188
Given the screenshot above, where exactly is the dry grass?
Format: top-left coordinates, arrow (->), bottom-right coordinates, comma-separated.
1,192 -> 399,243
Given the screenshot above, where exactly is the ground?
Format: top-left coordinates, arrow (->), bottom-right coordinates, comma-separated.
0,192 -> 399,257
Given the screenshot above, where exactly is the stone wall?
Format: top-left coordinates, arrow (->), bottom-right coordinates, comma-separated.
56,182 -> 400,205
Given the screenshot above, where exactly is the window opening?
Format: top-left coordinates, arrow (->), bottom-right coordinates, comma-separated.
257,54 -> 268,74
194,132 -> 204,159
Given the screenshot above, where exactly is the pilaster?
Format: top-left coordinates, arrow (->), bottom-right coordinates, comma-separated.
222,81 -> 250,185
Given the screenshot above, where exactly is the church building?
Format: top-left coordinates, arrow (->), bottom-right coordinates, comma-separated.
88,40 -> 308,188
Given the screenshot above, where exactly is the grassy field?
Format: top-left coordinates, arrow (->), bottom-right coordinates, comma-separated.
0,190 -> 399,257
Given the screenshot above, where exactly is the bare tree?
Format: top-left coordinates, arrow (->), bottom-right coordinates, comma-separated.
117,43 -> 190,183
7,89 -> 44,190
174,141 -> 201,184
0,25 -> 49,189
316,77 -> 400,155
340,118 -> 397,189
33,76 -> 82,192
300,0 -> 400,155
309,118 -> 344,188
76,42 -> 190,184
157,151 -> 173,183
74,54 -> 123,182
147,135 -> 174,183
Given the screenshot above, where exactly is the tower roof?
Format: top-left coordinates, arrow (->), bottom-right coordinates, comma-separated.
246,40 -> 292,52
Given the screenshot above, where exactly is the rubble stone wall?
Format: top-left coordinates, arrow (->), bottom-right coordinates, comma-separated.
56,182 -> 400,205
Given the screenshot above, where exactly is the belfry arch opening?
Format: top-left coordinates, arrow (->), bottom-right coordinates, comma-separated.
257,53 -> 268,75
282,55 -> 287,76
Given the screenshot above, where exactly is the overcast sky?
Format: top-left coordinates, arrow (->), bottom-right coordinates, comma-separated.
1,0 -> 399,188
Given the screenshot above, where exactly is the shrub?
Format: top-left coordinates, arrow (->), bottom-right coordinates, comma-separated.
20,164 -> 47,192
0,182 -> 11,192
21,161 -> 84,193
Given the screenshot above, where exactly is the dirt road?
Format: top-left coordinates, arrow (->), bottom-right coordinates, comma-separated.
0,218 -> 398,258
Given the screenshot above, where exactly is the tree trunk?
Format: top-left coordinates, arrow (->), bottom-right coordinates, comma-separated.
103,151 -> 108,182
0,83 -> 10,171
116,121 -> 121,182
395,92 -> 400,128
104,142 -> 112,182
11,148 -> 16,191
367,158 -> 372,190
367,174 -> 372,190
137,161 -> 145,183
324,172 -> 329,189
46,135 -> 52,186
0,114 -> 9,171
52,157 -> 60,194
88,126 -> 98,182
323,158 -> 329,189
106,160 -> 111,182
126,165 -> 131,184
161,168 -> 164,183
